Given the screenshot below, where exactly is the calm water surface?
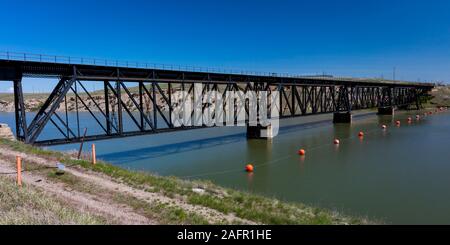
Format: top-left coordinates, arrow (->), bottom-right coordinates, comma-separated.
1,110 -> 450,224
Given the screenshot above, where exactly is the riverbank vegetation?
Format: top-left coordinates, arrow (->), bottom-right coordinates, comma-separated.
0,138 -> 373,225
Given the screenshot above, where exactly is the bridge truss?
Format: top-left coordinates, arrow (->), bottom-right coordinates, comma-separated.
0,59 -> 433,145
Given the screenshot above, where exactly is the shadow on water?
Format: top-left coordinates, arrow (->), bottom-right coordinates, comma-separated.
99,132 -> 247,164
99,112 -> 376,166
98,120 -> 333,164
378,115 -> 395,125
281,112 -> 376,134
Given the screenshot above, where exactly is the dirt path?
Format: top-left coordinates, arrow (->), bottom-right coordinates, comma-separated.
0,146 -> 256,225
0,160 -> 154,225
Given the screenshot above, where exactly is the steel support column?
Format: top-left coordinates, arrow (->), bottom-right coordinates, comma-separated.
13,77 -> 28,142
104,81 -> 111,135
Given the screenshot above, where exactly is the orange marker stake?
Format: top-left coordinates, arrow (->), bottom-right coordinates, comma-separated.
16,156 -> 22,187
92,144 -> 96,165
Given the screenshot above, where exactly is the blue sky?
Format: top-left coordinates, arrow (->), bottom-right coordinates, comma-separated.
1,0 -> 450,92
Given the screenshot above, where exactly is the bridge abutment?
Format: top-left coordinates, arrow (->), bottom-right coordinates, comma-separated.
377,106 -> 395,115
247,125 -> 275,139
333,112 -> 352,124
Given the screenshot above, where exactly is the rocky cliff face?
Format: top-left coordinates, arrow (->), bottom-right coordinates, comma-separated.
0,98 -> 44,112
0,124 -> 15,140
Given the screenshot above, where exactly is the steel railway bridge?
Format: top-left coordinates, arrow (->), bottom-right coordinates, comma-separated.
0,53 -> 434,145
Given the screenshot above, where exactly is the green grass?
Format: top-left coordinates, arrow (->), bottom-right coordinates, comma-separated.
112,192 -> 211,225
0,138 -> 64,158
0,138 -> 373,224
0,175 -> 105,225
47,170 -> 82,187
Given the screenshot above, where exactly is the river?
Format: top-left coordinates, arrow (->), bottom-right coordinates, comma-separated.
1,109 -> 450,224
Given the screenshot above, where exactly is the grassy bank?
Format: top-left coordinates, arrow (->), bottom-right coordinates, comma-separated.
0,138 -> 373,225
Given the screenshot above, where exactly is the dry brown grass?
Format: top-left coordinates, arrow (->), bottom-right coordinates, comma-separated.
0,176 -> 105,225
429,86 -> 450,107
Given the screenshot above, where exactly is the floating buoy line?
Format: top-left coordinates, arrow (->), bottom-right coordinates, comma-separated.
181,108 -> 448,179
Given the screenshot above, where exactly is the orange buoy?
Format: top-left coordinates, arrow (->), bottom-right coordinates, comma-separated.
358,131 -> 364,137
381,124 -> 387,129
298,149 -> 306,156
334,139 -> 340,145
245,164 -> 254,172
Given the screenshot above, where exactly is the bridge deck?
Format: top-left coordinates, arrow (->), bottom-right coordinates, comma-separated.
0,59 -> 433,89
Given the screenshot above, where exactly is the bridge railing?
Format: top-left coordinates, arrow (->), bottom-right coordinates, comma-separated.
0,51 -> 299,77
0,51 -> 358,79
0,51 -> 434,86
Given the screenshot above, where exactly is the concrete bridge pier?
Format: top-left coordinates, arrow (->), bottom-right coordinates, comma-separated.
377,106 -> 395,115
333,112 -> 352,124
247,125 -> 275,139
